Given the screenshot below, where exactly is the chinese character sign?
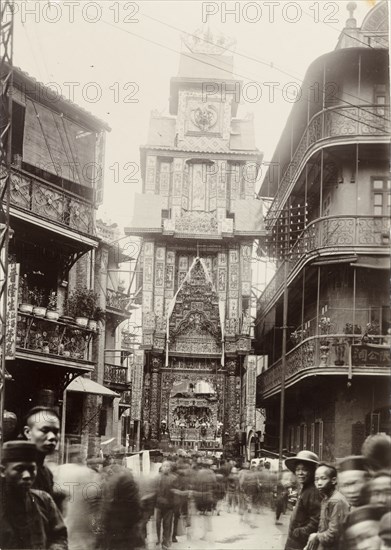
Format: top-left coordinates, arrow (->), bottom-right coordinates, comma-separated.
131,350 -> 144,420
6,263 -> 19,360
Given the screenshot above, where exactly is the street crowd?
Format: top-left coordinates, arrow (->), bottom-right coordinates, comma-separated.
0,405 -> 390,550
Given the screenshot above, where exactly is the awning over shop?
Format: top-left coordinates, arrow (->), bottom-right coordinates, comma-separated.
66,376 -> 119,397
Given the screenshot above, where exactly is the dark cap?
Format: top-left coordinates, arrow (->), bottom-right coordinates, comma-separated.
2,441 -> 38,463
337,455 -> 368,473
379,512 -> 391,541
345,505 -> 386,529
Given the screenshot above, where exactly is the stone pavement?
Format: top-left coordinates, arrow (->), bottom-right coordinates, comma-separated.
147,506 -> 289,550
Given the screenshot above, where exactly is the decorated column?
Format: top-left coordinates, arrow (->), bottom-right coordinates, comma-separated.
149,356 -> 161,440
226,359 -> 238,439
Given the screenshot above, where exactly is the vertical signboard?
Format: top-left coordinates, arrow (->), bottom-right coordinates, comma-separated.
5,263 -> 19,360
246,355 -> 257,428
131,350 -> 144,420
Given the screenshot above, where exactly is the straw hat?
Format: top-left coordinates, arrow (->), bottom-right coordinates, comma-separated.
285,450 -> 319,473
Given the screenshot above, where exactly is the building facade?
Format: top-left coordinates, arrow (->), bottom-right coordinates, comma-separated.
255,2 -> 390,461
3,67 -> 115,458
127,32 -> 265,454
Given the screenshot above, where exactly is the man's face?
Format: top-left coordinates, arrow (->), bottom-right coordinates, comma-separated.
345,520 -> 380,550
24,412 -> 60,454
338,469 -> 368,507
3,461 -> 37,492
369,476 -> 391,508
295,462 -> 311,485
315,465 -> 335,494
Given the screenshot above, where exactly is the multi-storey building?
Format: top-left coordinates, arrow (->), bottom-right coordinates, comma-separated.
63,220 -> 137,457
3,67 -> 114,456
126,32 -> 264,454
255,2 -> 390,461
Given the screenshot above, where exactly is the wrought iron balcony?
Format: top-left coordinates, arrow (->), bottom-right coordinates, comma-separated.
16,312 -> 94,363
257,334 -> 391,400
5,167 -> 94,236
106,288 -> 131,313
267,104 -> 390,219
257,215 -> 390,318
103,363 -> 129,388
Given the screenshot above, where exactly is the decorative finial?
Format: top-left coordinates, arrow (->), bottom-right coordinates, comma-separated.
347,2 -> 357,18
346,2 -> 357,28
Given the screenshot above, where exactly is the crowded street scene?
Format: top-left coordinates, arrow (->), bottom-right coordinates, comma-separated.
0,0 -> 390,548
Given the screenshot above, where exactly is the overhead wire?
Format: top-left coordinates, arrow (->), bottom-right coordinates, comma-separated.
138,9 -> 390,120
100,17 -> 390,131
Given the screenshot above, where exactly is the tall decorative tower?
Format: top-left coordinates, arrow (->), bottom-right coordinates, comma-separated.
126,30 -> 264,453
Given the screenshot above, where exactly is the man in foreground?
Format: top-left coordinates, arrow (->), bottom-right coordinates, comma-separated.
0,440 -> 68,550
23,406 -> 61,499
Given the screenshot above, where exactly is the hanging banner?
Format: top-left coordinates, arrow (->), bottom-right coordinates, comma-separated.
5,263 -> 20,360
131,350 -> 144,420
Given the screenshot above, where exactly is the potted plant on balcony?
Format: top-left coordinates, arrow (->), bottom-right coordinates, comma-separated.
19,274 -> 34,314
319,316 -> 332,366
66,287 -> 97,328
46,290 -> 59,321
290,328 -> 308,346
31,286 -> 46,317
88,306 -> 105,331
362,321 -> 381,344
344,323 -> 362,345
117,279 -> 126,293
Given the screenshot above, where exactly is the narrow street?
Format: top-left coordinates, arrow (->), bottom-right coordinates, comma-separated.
146,507 -> 289,550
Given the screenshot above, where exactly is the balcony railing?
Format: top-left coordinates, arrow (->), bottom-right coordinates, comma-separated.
257,215 -> 390,318
16,312 -> 93,361
104,363 -> 129,386
4,167 -> 94,235
268,105 -> 390,219
257,334 -> 390,397
106,288 -> 131,312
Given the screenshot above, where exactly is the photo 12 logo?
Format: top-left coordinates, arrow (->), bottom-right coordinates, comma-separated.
3,2 -> 140,24
202,2 -> 340,24
201,81 -> 340,104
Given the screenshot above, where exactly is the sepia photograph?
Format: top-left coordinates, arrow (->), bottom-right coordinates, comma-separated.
0,1 -> 390,549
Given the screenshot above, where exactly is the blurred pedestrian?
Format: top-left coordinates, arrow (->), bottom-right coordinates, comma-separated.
337,456 -> 369,509
227,466 -> 239,512
101,464 -> 143,550
0,440 -> 67,550
54,445 -> 102,550
379,511 -> 391,550
284,450 -> 321,550
193,460 -> 217,541
305,463 -> 349,550
155,460 -> 176,550
362,433 -> 391,472
343,505 -> 385,550
275,470 -> 290,525
172,459 -> 191,542
367,471 -> 391,509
